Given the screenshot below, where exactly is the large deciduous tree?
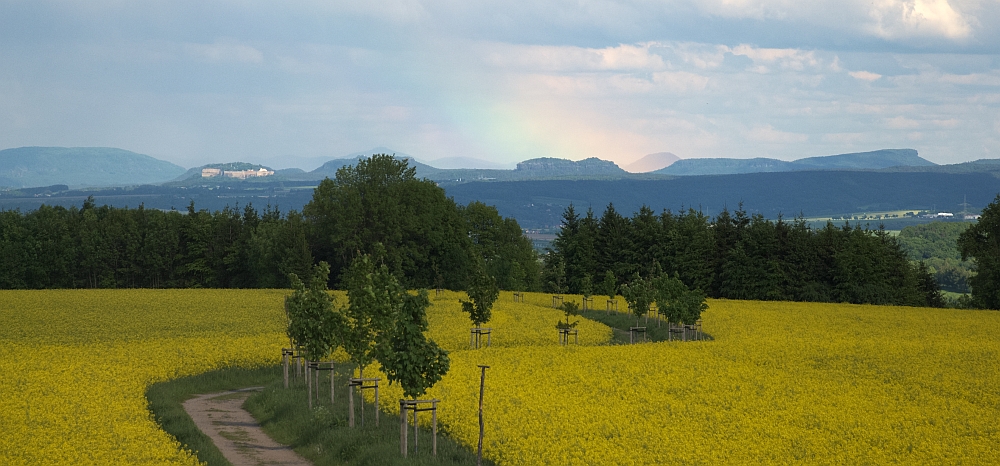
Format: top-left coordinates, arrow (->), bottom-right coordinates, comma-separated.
959,194 -> 1000,309
303,154 -> 472,289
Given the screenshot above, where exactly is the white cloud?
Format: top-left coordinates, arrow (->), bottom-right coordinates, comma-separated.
742,125 -> 809,143
886,116 -> 922,128
688,0 -> 974,42
821,133 -> 867,144
484,43 -> 665,72
651,71 -> 710,92
185,40 -> 263,64
868,0 -> 972,40
849,70 -> 883,81
725,44 -> 822,71
932,118 -> 959,128
939,72 -> 1000,86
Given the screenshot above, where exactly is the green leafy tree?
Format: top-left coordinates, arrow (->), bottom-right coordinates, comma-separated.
672,288 -> 709,325
462,201 -> 539,291
285,262 -> 342,361
461,261 -> 499,328
341,249 -> 405,377
381,290 -> 451,399
303,154 -> 472,289
620,275 -> 654,326
916,261 -> 946,308
959,194 -> 1000,309
600,270 -> 617,299
652,274 -> 687,323
556,300 -> 581,329
541,251 -> 568,294
580,273 -> 593,300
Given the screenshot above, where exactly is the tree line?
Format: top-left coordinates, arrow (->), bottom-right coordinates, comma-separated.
0,155 -> 539,291
542,203 -> 945,308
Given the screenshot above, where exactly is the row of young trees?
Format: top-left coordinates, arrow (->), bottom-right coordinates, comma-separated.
285,250 -> 449,401
543,203 -> 944,308
0,155 -> 540,291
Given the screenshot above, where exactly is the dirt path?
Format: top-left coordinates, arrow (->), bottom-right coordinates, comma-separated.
182,387 -> 311,466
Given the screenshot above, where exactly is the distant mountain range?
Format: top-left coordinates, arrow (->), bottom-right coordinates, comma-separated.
4,146 -> 999,231
0,146 -> 992,194
624,152 -> 680,173
655,149 -> 934,175
0,147 -> 186,188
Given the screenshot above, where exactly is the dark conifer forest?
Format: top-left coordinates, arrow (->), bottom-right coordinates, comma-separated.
541,203 -> 945,308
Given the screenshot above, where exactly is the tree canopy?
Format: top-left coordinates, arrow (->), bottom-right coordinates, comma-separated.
959,194 -> 1000,310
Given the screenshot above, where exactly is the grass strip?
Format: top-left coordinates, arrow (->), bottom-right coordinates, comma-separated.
244,361 -> 493,465
580,309 -> 711,343
145,365 -> 282,466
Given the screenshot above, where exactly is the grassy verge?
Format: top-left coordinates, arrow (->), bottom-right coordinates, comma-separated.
147,362 -> 491,466
244,361 -> 492,465
580,309 -> 710,343
145,365 -> 282,466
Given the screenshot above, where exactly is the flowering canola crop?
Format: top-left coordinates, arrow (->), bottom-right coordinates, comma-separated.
4,289 -> 1000,465
373,294 -> 1000,464
0,289 -> 290,465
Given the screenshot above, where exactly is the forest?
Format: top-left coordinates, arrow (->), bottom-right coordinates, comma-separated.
6,154 -> 1000,310
541,203 -> 945,308
0,155 -> 538,291
896,222 -> 972,293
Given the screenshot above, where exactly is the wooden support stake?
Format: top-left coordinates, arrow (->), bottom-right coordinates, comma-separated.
477,365 -> 489,466
306,361 -> 313,410
330,365 -> 335,403
375,380 -> 380,427
400,401 -> 408,457
282,350 -> 289,389
432,400 -> 438,456
349,382 -> 355,428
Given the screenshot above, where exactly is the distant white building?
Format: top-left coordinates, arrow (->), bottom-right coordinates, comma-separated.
936,212 -> 954,218
202,167 -> 274,179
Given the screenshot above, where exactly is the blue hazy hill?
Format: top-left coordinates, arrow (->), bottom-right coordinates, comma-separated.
655,149 -> 934,176
0,147 -> 186,188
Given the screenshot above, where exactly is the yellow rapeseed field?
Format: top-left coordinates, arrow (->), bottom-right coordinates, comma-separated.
373,294 -> 1000,465
3,289 -> 1000,464
0,289 -> 290,465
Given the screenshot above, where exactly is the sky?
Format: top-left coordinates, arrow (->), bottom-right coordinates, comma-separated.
1,0 -> 999,170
